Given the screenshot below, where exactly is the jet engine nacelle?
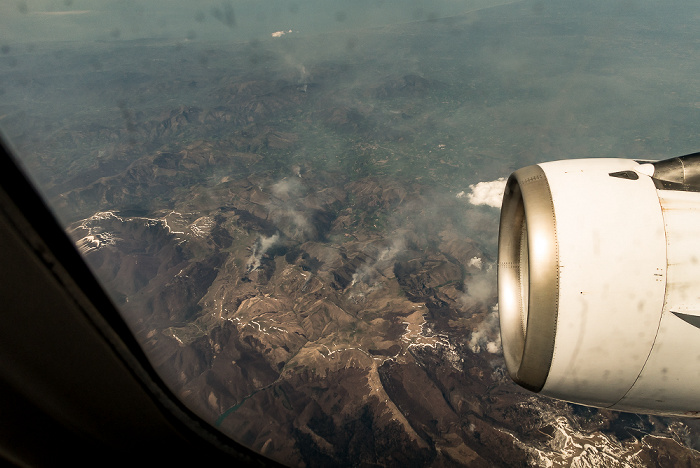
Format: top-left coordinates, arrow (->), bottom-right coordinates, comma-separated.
498,153 -> 700,416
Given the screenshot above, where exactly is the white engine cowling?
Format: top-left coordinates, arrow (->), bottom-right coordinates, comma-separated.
498,154 -> 700,416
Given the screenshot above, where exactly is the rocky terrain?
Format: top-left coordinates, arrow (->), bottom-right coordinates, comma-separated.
65,169 -> 700,467
60,66 -> 700,467
4,1 -> 700,466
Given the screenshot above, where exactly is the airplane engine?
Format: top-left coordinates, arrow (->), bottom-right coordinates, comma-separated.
498,153 -> 700,416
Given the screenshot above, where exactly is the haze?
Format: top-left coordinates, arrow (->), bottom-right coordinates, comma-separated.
3,0 -> 700,465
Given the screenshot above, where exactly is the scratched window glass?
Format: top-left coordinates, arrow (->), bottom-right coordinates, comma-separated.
3,0 -> 700,465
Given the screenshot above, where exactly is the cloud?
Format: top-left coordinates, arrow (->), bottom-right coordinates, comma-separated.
271,29 -> 293,38
463,177 -> 507,208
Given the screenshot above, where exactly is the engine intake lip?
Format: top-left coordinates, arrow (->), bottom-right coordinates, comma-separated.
498,164 -> 559,392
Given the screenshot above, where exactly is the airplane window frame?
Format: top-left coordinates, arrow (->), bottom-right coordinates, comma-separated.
0,134 -> 282,466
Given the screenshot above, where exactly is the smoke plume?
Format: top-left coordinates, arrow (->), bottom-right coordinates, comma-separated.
246,233 -> 280,272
